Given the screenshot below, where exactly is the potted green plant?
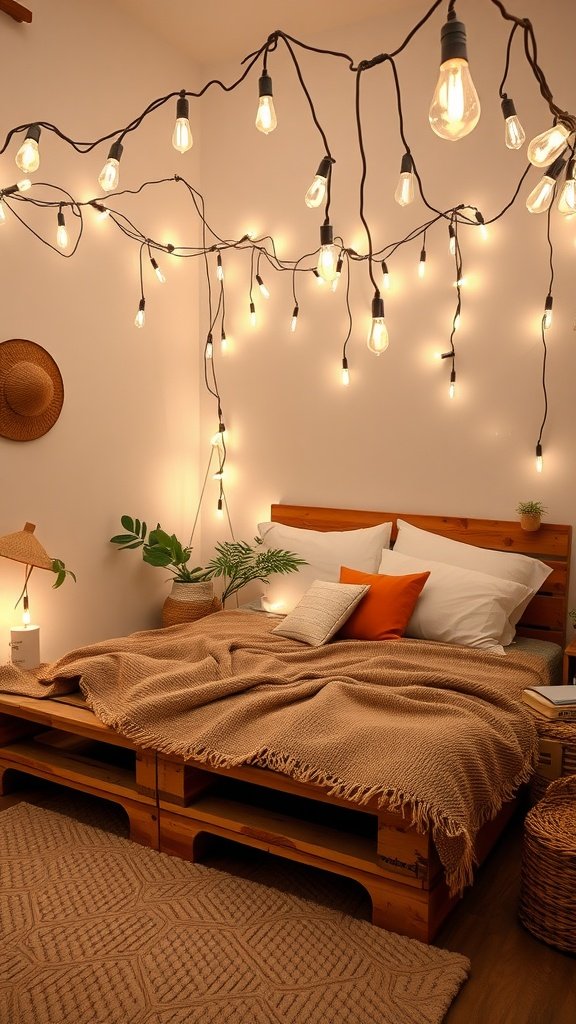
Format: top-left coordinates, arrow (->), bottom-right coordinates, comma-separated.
110,515 -> 305,625
516,500 -> 547,533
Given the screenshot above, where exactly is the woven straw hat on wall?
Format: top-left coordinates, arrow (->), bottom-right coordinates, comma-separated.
0,339 -> 64,442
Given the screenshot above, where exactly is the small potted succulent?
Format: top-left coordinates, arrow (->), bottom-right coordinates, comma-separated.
516,500 -> 546,533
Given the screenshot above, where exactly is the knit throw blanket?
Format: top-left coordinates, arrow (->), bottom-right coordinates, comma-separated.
0,610 -> 547,893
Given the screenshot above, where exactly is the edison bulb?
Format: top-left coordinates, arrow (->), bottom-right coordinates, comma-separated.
526,174 -> 556,214
249,302 -> 257,327
557,161 -> 576,215
22,606 -> 31,626
134,300 -> 145,328
504,114 -> 525,150
341,359 -> 350,386
172,117 -> 193,152
305,157 -> 331,208
256,274 -> 270,299
536,448 -> 543,473
16,136 -> 40,173
151,258 -> 166,283
429,59 -> 480,141
56,214 -> 68,250
367,317 -> 389,355
395,154 -> 415,206
317,244 -> 338,283
99,157 -> 120,192
255,73 -> 277,135
449,379 -> 456,399
527,124 -> 570,168
290,306 -> 299,332
418,249 -> 426,279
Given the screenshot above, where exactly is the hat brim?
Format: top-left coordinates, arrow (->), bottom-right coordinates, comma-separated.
0,339 -> 64,442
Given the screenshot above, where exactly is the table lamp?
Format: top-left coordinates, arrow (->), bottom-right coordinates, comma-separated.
0,522 -> 53,669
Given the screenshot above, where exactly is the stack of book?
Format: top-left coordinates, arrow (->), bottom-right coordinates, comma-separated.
522,685 -> 576,721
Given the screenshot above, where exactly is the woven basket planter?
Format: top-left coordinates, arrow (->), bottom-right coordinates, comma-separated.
161,581 -> 221,628
529,718 -> 576,805
519,775 -> 576,953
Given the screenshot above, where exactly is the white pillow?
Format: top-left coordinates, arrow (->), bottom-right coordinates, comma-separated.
272,580 -> 370,646
258,520 -> 392,614
378,548 -> 533,651
394,519 -> 551,627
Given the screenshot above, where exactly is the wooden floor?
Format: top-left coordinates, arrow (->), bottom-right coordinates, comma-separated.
1,782 -> 574,1024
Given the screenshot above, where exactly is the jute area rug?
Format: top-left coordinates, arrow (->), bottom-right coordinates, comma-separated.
0,802 -> 469,1024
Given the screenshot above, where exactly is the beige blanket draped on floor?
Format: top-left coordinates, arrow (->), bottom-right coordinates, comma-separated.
0,610 -> 547,893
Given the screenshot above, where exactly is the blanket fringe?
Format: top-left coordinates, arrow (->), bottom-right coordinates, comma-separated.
82,683 -> 537,897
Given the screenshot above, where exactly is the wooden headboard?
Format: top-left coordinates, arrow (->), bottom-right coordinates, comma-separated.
271,504 -> 572,648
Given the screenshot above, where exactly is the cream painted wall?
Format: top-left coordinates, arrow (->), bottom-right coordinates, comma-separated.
197,0 -> 576,618
0,0 -> 202,660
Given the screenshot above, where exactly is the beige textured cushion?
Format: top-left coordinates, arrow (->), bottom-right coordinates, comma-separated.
272,580 -> 369,646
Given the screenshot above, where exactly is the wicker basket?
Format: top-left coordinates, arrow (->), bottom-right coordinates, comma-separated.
519,775 -> 576,953
161,581 -> 222,627
529,718 -> 576,805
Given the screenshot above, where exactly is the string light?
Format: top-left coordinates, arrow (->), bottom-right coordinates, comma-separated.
448,223 -> 456,255
56,208 -> 68,249
501,96 -> 525,150
341,356 -> 350,386
418,246 -> 427,279
205,333 -> 213,359
527,123 -> 571,168
98,140 -> 123,192
211,422 -> 226,447
304,156 -> 332,209
134,298 -> 145,328
22,594 -> 31,627
290,304 -> 299,332
331,255 -> 344,292
429,8 -> 481,141
150,256 -> 166,283
90,201 -> 110,220
216,253 -> 224,281
394,153 -> 415,206
317,223 -> 338,283
255,71 -> 277,134
474,211 -> 489,240
15,125 -> 41,173
2,179 -> 31,195
249,301 -> 257,326
172,92 -> 193,153
220,328 -> 228,353
525,156 -> 566,214
449,368 -> 456,399
255,273 -> 270,299
557,158 -> 576,215
543,294 -> 553,330
381,261 -> 390,290
367,294 -> 389,355
535,442 -> 543,473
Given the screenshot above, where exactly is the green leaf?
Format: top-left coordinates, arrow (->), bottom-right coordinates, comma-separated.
143,549 -> 173,568
110,533 -> 140,546
141,521 -> 147,539
134,518 -> 141,537
121,515 -> 134,532
149,528 -> 172,548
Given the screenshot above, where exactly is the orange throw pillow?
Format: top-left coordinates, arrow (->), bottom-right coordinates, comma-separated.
338,565 -> 430,641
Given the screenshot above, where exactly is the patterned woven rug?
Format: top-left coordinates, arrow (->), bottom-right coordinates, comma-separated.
0,802 -> 469,1024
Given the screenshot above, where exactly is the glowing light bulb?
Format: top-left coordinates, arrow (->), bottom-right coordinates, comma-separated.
418,248 -> 426,279
0,201 -> 5,225
216,254 -> 224,281
474,212 -> 489,240
256,274 -> 270,299
56,210 -> 68,249
249,301 -> 257,326
381,261 -> 390,289
543,295 -> 553,330
367,295 -> 389,355
331,256 -> 344,292
449,370 -> 456,399
205,335 -> 213,359
341,357 -> 350,386
134,298 -> 145,328
557,158 -> 576,215
394,153 -> 415,206
211,423 -> 226,447
150,257 -> 166,283
305,156 -> 331,209
255,72 -> 277,134
172,93 -> 193,153
316,223 -> 338,283
429,15 -> 480,141
448,224 -> 456,256
501,97 -> 525,150
290,305 -> 299,332
22,595 -> 31,627
98,141 -> 123,192
220,329 -> 228,353
526,157 -> 566,214
536,443 -> 543,473
17,179 -> 31,192
527,123 -> 570,168
15,125 -> 41,173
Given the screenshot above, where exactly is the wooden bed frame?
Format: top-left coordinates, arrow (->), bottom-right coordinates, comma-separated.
0,505 -> 571,942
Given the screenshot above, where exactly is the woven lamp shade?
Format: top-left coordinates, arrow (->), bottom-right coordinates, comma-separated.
0,522 -> 53,570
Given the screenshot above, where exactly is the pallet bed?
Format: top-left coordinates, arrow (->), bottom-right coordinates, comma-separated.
0,504 -> 571,942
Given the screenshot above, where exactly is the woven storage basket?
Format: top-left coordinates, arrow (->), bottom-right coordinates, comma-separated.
529,718 -> 576,805
162,581 -> 222,627
519,774 -> 576,953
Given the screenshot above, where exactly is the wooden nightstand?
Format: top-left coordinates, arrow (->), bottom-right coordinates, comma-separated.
563,637 -> 576,685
